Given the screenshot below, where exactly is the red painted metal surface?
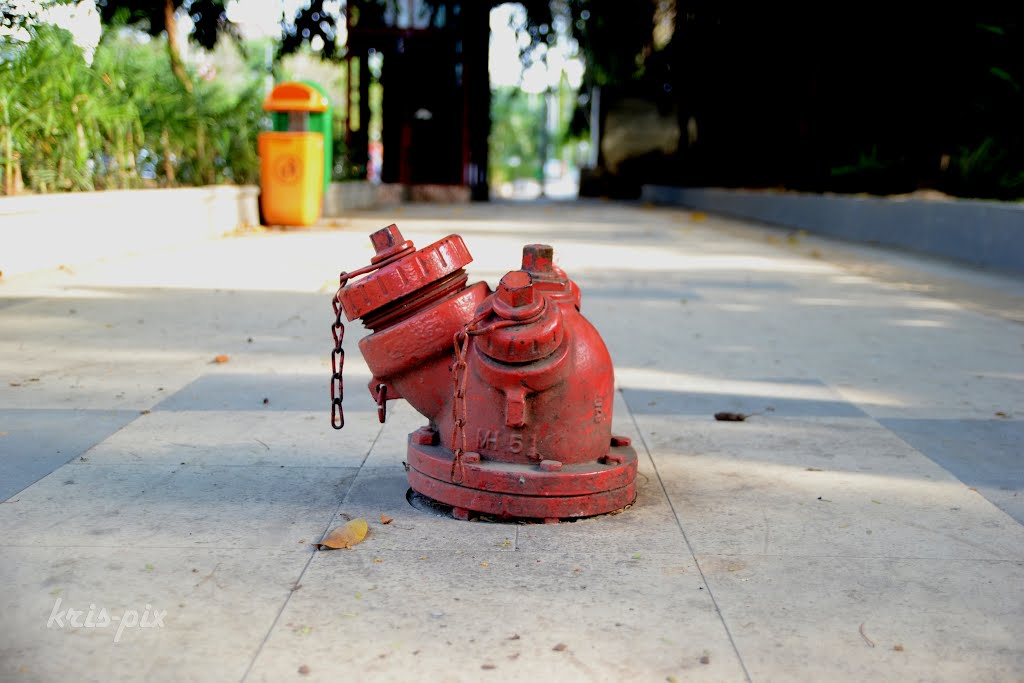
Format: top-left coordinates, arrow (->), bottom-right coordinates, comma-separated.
334,224 -> 637,520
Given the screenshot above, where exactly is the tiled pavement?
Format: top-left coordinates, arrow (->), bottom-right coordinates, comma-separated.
1,201 -> 1022,682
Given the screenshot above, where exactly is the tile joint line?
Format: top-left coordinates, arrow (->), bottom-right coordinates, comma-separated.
623,390 -> 754,683
239,419 -> 388,682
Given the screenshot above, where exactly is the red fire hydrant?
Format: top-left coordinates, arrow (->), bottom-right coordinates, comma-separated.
330,224 -> 637,521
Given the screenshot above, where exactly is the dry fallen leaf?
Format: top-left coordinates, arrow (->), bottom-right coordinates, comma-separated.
714,412 -> 748,422
552,643 -> 568,652
690,211 -> 707,222
316,518 -> 369,550
380,514 -> 393,525
893,644 -> 904,652
212,355 -> 230,364
298,664 -> 310,675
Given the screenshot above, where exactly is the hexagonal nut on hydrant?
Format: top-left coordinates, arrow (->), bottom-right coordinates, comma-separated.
497,270 -> 535,308
411,426 -> 437,446
492,270 -> 545,322
369,224 -> 414,264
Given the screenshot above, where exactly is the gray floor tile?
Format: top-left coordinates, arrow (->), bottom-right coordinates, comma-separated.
79,410 -> 382,469
880,418 -> 1024,523
637,416 -> 1024,559
155,373 -> 338,411
0,409 -> 138,500
0,463 -> 358,549
0,546 -> 302,683
623,378 -> 867,418
246,548 -> 745,683
699,554 -> 1024,682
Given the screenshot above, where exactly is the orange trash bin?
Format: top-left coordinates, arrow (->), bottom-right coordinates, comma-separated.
258,132 -> 324,226
259,82 -> 330,226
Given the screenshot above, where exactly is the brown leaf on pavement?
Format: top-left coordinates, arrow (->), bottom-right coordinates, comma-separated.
212,354 -> 230,364
316,518 -> 369,550
380,514 -> 394,525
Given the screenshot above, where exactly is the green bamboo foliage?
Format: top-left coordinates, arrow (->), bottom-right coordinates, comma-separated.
0,24 -> 264,195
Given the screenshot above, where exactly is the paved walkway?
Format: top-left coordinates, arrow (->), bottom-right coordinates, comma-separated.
1,201 -> 1022,682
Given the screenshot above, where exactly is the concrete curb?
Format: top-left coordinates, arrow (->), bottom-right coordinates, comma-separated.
642,185 -> 1024,274
0,185 -> 260,276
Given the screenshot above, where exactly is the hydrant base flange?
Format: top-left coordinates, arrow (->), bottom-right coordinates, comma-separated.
406,439 -> 639,520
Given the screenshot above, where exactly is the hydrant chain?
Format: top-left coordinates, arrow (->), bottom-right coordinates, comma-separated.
449,328 -> 471,483
329,272 -> 349,430
448,301 -> 548,482
329,249 -> 412,430
448,305 -> 494,483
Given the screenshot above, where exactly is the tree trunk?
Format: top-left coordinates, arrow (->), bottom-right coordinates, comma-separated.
161,127 -> 176,186
125,128 -> 137,187
3,127 -> 13,196
163,0 -> 193,93
196,121 -> 208,184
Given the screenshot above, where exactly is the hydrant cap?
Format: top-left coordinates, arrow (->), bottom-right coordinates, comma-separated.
479,269 -> 563,363
338,231 -> 473,322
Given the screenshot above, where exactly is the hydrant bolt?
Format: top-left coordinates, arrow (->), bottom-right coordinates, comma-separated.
496,270 -> 535,308
369,223 -> 414,264
492,270 -> 545,322
521,244 -> 555,277
371,224 -> 403,251
411,426 -> 437,446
